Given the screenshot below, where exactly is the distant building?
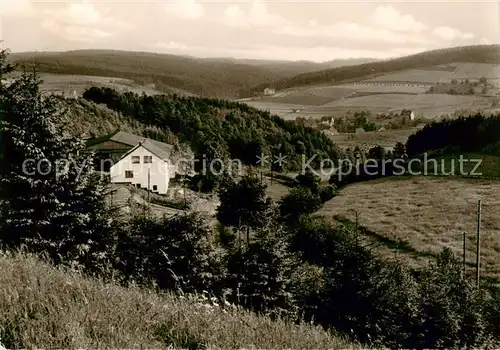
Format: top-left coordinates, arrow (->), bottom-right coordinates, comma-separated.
110,139 -> 176,195
264,88 -> 275,96
320,117 -> 335,128
1,78 -> 14,87
400,109 -> 415,121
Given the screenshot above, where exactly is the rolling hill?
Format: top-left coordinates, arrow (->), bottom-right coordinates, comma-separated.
317,176 -> 500,285
242,45 -> 500,96
7,50 -> 376,99
206,57 -> 378,76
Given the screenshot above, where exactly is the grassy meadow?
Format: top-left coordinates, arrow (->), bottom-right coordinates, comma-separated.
0,251 -> 354,349
317,176 -> 500,285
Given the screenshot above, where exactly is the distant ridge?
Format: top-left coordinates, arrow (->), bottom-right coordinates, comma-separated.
241,45 -> 500,96
7,49 -> 375,99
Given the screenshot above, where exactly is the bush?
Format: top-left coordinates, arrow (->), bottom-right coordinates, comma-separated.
414,248 -> 489,348
115,213 -> 221,294
279,187 -> 322,222
319,185 -> 336,202
225,214 -> 300,317
295,169 -> 321,193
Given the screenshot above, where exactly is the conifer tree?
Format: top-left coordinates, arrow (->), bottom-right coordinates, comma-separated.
227,208 -> 299,316
0,52 -> 114,270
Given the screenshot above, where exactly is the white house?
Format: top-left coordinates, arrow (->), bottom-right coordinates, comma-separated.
401,109 -> 415,121
264,88 -> 275,96
110,139 -> 176,195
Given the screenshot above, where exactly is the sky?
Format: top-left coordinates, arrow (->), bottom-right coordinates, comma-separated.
0,0 -> 498,62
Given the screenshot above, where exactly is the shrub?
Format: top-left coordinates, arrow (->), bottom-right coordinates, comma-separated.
279,187 -> 322,222
319,185 -> 336,202
115,213 -> 221,294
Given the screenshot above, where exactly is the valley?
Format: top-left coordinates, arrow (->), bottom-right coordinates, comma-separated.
3,43 -> 500,349
243,62 -> 499,121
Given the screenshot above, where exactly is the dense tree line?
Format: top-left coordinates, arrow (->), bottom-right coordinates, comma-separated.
406,113 -> 500,157
2,49 -> 500,349
9,50 -> 294,99
329,112 -> 500,188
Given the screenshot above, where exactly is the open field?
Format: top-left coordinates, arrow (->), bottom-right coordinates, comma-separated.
0,252 -> 352,349
317,176 -> 500,284
8,71 -> 168,97
313,93 -> 492,118
245,45 -> 500,95
244,92 -> 493,119
449,63 -> 500,80
265,86 -> 356,105
243,61 -> 499,120
242,101 -> 326,119
419,153 -> 500,178
363,68 -> 454,84
328,128 -> 419,148
344,84 -> 428,94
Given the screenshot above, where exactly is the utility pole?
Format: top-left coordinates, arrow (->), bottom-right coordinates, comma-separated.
354,210 -> 359,243
183,176 -> 187,209
463,231 -> 466,277
476,200 -> 482,288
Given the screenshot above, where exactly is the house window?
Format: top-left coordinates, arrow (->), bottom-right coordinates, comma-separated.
125,171 -> 133,178
144,155 -> 152,164
132,156 -> 140,164
153,185 -> 158,191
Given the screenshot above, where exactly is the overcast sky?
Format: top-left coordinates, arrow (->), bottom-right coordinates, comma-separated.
0,0 -> 498,62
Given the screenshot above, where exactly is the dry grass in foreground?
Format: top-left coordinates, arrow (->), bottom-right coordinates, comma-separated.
0,251 -> 354,349
318,176 -> 500,284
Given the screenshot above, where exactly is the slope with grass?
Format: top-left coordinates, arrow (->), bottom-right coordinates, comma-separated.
9,71 -> 172,97
317,176 -> 500,285
241,46 -> 499,121
312,93 -> 492,118
0,252 -> 353,349
243,45 -> 500,95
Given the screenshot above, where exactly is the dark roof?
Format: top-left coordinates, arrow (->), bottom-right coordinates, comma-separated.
120,139 -> 172,161
400,109 -> 414,116
87,130 -> 173,157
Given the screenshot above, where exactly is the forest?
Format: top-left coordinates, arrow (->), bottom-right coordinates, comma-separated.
82,86 -> 342,172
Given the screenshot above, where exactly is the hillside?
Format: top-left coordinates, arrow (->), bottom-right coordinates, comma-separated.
9,50 -> 278,98
0,251 -> 352,349
207,57 -> 378,76
81,87 -> 342,171
243,45 -> 500,96
7,50 -> 373,99
317,176 -> 500,286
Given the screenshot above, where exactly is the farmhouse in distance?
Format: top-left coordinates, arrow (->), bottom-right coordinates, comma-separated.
263,87 -> 276,96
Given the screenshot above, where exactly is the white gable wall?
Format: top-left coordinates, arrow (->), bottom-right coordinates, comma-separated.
110,145 -> 171,194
